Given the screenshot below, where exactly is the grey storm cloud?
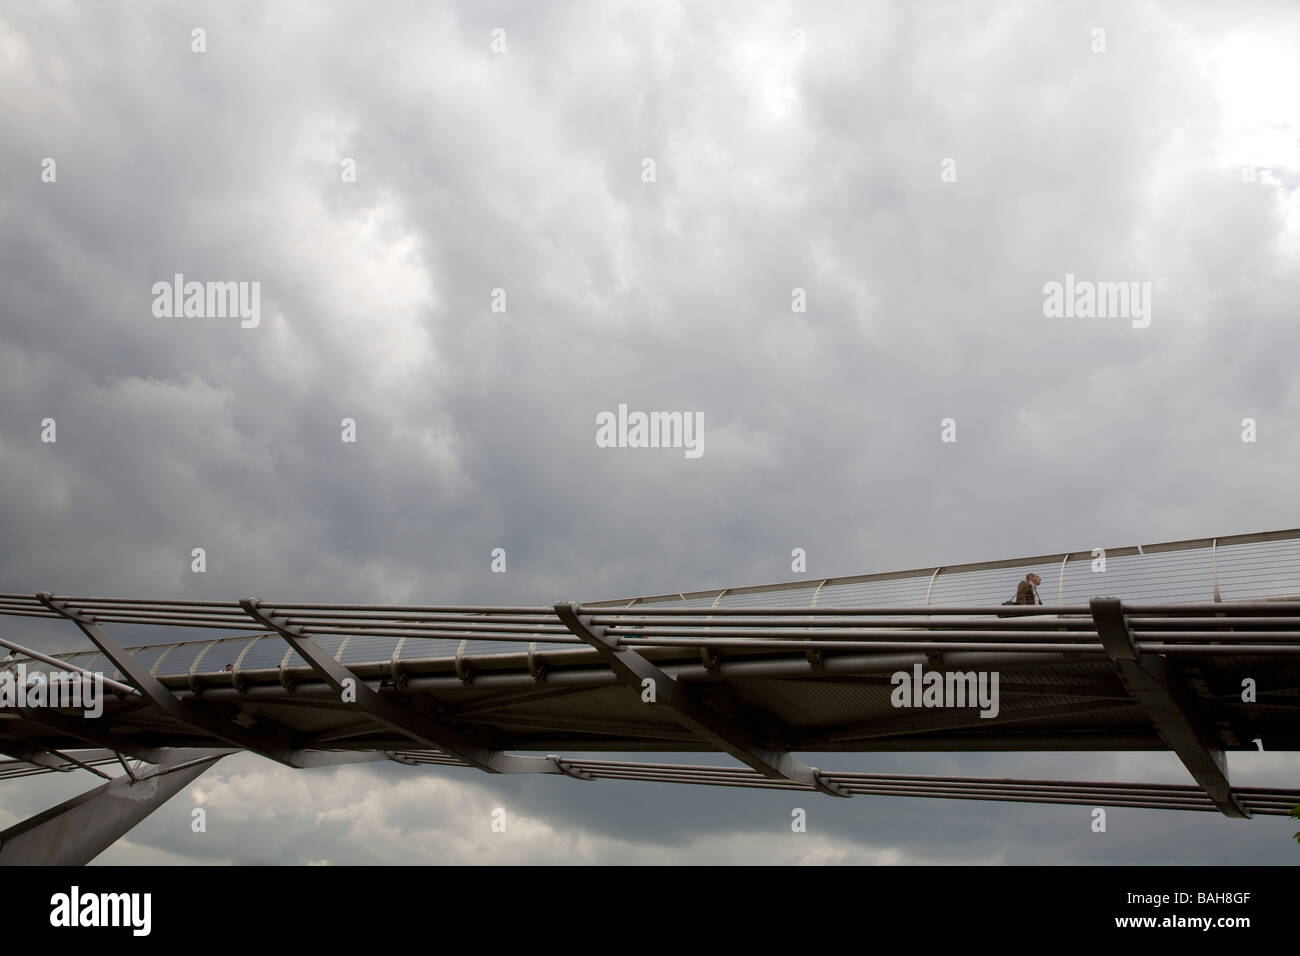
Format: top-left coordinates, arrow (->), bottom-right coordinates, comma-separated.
1,0 -> 1298,863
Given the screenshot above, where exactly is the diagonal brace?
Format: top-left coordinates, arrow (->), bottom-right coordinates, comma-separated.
554,602 -> 848,797
1091,597 -> 1250,818
240,599 -> 555,775
37,592 -> 306,768
0,743 -> 111,779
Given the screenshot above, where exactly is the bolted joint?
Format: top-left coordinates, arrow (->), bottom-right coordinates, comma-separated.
555,602 -> 621,649
36,592 -> 96,625
239,597 -> 290,633
547,754 -> 596,781
811,768 -> 852,799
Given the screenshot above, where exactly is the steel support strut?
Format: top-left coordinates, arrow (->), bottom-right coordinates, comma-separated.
1090,597 -> 1250,818
36,593 -> 307,767
240,599 -> 557,775
0,751 -> 224,865
554,602 -> 849,797
0,743 -> 110,778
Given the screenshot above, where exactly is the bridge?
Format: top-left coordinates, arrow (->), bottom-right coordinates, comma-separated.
2,527 -> 1299,863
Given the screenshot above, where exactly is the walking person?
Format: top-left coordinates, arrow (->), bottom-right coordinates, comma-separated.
1015,572 -> 1043,605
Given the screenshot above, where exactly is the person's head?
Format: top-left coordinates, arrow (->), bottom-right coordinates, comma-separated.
1027,572 -> 1041,586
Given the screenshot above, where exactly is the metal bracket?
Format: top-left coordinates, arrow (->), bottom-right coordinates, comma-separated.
527,642 -> 547,681
455,638 -> 473,684
390,637 -> 409,689
547,754 -> 596,781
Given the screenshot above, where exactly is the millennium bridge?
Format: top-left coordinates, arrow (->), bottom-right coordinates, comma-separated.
2,527 -> 1299,863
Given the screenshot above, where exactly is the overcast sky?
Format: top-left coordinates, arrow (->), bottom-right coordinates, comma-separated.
2,0 -> 1298,864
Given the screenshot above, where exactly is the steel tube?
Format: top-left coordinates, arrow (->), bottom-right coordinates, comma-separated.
0,638 -> 141,695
